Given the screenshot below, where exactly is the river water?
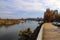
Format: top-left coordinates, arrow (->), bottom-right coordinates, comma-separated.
0,21 -> 39,40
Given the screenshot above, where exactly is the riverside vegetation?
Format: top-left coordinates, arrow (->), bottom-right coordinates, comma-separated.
0,19 -> 25,26
18,23 -> 43,40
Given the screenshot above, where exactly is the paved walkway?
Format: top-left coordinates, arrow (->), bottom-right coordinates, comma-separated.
37,23 -> 60,40
42,23 -> 60,40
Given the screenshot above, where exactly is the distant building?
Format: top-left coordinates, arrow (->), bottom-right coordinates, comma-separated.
54,10 -> 58,14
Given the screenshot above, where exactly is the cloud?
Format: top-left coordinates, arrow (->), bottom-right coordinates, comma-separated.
0,0 -> 60,18
40,0 -> 60,10
0,11 -> 12,14
8,0 -> 45,11
0,0 -> 60,11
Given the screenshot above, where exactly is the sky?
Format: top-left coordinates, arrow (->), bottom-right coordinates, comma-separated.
0,0 -> 60,19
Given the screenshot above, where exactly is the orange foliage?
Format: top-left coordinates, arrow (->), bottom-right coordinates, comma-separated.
44,9 -> 55,22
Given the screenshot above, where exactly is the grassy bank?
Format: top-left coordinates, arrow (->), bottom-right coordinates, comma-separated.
0,19 -> 25,26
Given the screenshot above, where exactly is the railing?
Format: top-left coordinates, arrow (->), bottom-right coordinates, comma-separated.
37,25 -> 44,40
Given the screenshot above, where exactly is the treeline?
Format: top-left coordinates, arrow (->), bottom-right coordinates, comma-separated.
55,14 -> 60,22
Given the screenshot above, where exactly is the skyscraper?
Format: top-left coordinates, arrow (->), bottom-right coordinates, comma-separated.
54,10 -> 58,14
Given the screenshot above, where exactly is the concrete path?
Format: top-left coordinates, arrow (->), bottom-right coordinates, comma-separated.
37,23 -> 60,40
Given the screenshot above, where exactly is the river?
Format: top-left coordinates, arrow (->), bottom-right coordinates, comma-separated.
0,21 -> 39,40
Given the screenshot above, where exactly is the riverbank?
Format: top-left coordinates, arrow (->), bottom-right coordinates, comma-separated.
18,23 -> 43,40
0,19 -> 25,26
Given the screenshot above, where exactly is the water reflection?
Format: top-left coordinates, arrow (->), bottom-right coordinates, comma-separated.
0,21 -> 39,40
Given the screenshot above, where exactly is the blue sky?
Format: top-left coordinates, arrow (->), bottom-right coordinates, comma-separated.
0,0 -> 60,19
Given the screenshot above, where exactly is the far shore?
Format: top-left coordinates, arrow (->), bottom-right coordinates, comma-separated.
0,19 -> 25,26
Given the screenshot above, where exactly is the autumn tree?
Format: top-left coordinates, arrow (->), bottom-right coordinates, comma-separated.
44,9 -> 55,22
